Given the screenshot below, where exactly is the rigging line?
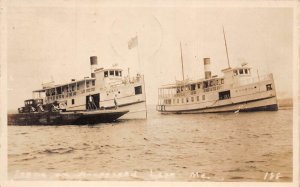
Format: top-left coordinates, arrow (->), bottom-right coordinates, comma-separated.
222,26 -> 231,68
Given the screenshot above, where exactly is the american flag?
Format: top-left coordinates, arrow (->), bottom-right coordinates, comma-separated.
128,35 -> 138,49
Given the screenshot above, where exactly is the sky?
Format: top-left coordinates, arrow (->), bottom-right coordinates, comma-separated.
6,1 -> 294,110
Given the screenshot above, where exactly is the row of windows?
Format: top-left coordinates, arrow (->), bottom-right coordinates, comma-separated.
164,95 -> 206,105
176,79 -> 224,93
45,80 -> 95,96
233,68 -> 251,76
104,70 -> 122,77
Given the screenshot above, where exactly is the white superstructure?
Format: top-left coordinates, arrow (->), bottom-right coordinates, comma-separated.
33,56 -> 147,119
156,58 -> 278,113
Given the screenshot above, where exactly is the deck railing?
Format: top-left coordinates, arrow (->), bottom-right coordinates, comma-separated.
159,84 -> 224,99
44,87 -> 96,103
158,74 -> 273,99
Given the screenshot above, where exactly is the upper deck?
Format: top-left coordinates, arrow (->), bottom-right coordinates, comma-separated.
158,64 -> 271,99
32,66 -> 144,104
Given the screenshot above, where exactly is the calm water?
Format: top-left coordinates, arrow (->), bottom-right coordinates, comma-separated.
8,106 -> 293,181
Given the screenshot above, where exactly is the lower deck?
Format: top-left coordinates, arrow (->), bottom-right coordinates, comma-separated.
157,78 -> 278,113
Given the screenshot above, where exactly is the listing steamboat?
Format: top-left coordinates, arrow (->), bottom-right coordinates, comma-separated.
9,56 -> 147,125
156,58 -> 278,114
156,30 -> 278,114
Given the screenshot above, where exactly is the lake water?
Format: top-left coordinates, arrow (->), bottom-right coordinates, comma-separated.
8,106 -> 293,182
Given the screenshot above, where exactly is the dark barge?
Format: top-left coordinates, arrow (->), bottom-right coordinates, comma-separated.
8,109 -> 129,126
8,98 -> 128,125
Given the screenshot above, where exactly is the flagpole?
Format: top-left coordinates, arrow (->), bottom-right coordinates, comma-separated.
136,32 -> 141,72
135,32 -> 147,118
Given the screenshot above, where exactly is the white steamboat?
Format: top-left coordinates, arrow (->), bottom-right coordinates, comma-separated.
156,28 -> 278,114
33,56 -> 147,119
157,57 -> 278,113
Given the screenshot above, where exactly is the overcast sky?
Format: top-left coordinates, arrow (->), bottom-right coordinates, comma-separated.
7,1 -> 294,110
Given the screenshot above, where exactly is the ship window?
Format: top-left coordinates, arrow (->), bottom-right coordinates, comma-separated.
239,69 -> 243,74
72,85 -> 75,91
203,81 -> 208,88
57,87 -> 62,94
202,95 -> 205,100
245,69 -> 248,74
234,70 -> 238,76
266,84 -> 272,91
164,99 -> 171,105
86,81 -> 90,88
197,96 -> 199,101
191,97 -> 194,102
110,71 -> 114,76
186,98 -> 189,103
115,71 -> 119,76
92,80 -> 95,86
72,99 -> 75,105
119,71 -> 122,77
219,90 -> 231,100
221,79 -> 224,84
134,86 -> 142,95
104,71 -> 108,77
191,84 -> 196,91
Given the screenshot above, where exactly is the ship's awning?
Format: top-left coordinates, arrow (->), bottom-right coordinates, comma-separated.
33,77 -> 96,92
159,76 -> 223,89
95,67 -> 123,72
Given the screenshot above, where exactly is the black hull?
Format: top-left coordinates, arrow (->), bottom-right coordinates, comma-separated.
8,109 -> 129,126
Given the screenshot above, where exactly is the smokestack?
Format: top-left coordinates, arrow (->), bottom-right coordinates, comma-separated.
203,58 -> 211,79
90,56 -> 98,78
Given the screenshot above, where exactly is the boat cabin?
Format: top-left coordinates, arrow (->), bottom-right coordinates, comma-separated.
103,68 -> 123,78
33,77 -> 96,104
233,67 -> 251,76
158,76 -> 226,100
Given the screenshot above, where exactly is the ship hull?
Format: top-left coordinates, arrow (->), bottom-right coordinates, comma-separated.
157,96 -> 278,114
8,109 -> 129,126
107,101 -> 147,119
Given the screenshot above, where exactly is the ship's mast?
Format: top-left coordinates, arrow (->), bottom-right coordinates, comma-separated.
180,42 -> 185,81
222,26 -> 231,68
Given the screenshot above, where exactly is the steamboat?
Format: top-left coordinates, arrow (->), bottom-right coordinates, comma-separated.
156,30 -> 278,114
9,56 -> 147,125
